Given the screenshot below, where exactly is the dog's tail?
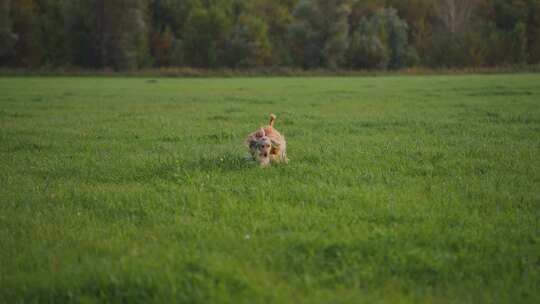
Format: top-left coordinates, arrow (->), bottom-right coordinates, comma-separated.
269,113 -> 277,127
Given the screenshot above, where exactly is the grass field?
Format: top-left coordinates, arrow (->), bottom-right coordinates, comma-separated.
1,74 -> 539,303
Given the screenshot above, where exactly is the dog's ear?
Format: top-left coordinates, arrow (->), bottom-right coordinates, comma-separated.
255,128 -> 265,138
270,140 -> 280,155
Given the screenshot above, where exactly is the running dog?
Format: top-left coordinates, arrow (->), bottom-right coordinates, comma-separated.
245,114 -> 288,167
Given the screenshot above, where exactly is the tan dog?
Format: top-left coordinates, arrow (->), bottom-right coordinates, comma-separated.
245,114 -> 288,167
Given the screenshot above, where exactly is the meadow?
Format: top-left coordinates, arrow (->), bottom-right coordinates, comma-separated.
0,74 -> 539,303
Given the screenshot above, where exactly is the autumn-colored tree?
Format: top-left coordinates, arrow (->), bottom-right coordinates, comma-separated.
2,0 -> 539,69
150,28 -> 174,66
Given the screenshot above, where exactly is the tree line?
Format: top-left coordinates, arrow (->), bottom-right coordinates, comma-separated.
1,0 -> 539,70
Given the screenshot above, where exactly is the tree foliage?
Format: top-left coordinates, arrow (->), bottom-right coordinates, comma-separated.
288,0 -> 350,68
225,15 -> 272,67
97,0 -> 149,70
1,0 -> 539,69
0,0 -> 18,60
347,8 -> 416,69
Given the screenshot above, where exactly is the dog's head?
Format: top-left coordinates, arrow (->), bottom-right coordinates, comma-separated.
258,136 -> 272,156
245,128 -> 271,167
252,128 -> 272,167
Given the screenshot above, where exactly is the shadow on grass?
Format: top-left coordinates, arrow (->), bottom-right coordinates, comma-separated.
4,261 -> 255,303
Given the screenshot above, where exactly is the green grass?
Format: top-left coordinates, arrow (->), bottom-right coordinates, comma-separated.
1,75 -> 539,303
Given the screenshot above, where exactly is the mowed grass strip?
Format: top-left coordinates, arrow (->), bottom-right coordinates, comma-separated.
0,75 -> 539,303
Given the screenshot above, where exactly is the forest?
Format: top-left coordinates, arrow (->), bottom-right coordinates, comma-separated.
1,0 -> 539,70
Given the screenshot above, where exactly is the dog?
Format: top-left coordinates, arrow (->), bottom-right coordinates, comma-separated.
245,114 -> 288,167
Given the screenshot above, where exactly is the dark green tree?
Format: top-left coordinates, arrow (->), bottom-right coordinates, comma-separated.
224,14 -> 272,67
182,6 -> 231,67
347,8 -> 416,69
10,0 -> 40,67
96,0 -> 149,69
0,0 -> 18,61
2,0 -> 539,69
288,0 -> 350,68
63,0 -> 99,67
33,0 -> 68,67
244,0 -> 298,65
526,0 -> 540,63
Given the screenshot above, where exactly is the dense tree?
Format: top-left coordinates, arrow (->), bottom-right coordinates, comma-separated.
435,0 -> 479,35
347,20 -> 390,69
224,14 -> 272,67
150,27 -> 175,66
244,0 -> 298,65
33,0 -> 67,67
149,0 -> 199,34
287,1 -> 324,68
2,0 -> 539,69
526,0 -> 540,63
384,0 -> 435,64
148,0 -> 201,67
0,0 -> 18,60
10,0 -> 40,67
427,0 -> 482,67
347,8 -> 416,69
63,0 -> 98,67
489,0 -> 537,64
288,0 -> 350,68
182,6 -> 231,68
97,0 -> 148,69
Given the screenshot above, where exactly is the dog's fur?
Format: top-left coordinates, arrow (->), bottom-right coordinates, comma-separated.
245,114 -> 288,167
